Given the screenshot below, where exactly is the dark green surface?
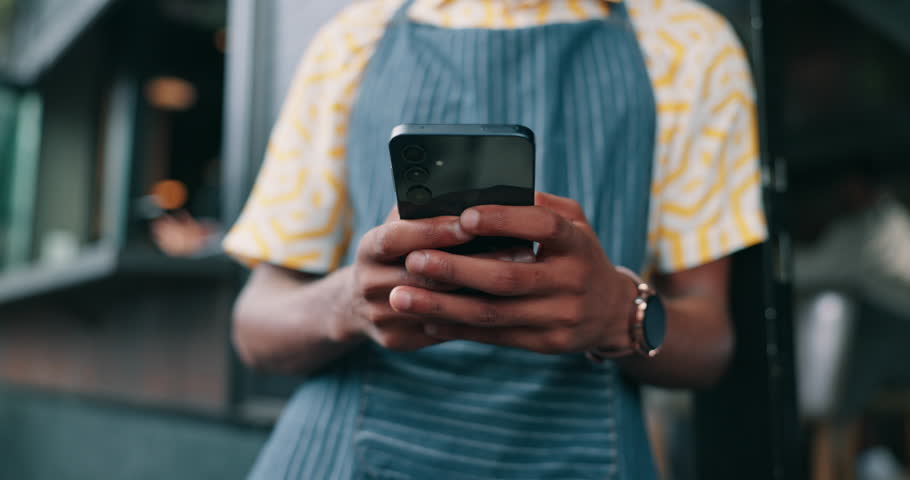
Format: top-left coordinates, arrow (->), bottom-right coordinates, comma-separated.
0,387 -> 269,480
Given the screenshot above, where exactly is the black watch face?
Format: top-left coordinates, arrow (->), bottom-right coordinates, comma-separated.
644,294 -> 667,350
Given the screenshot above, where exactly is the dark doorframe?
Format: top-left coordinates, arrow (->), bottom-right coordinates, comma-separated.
694,1 -> 804,479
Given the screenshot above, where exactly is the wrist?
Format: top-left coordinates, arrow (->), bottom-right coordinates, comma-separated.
324,267 -> 368,345
588,266 -> 663,361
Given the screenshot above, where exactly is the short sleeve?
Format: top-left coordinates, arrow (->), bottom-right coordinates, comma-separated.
644,5 -> 768,273
222,1 -> 399,273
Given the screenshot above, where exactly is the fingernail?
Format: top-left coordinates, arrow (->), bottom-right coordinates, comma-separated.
461,209 -> 480,230
409,252 -> 428,273
391,289 -> 412,310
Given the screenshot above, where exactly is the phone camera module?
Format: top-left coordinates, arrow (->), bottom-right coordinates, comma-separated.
407,186 -> 432,205
403,145 -> 425,164
405,167 -> 430,183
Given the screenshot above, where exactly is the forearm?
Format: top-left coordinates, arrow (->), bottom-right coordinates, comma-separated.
233,265 -> 364,375
616,294 -> 733,389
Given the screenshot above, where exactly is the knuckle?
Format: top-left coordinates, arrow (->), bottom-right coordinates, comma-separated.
542,330 -> 574,354
577,222 -> 596,236
558,302 -> 584,327
374,331 -> 394,349
478,305 -> 502,325
372,224 -> 399,258
379,335 -> 405,351
563,274 -> 587,295
555,330 -> 576,351
397,267 -> 412,284
492,267 -> 524,294
358,270 -> 387,299
530,267 -> 547,292
566,198 -> 584,213
418,276 -> 445,290
425,220 -> 451,243
556,263 -> 588,294
353,277 -> 371,298
541,213 -> 565,241
379,332 -> 419,352
415,222 -> 435,244
476,207 -> 505,233
420,218 -> 453,245
365,307 -> 389,327
428,255 -> 456,281
399,269 -> 440,291
349,294 -> 369,319
425,297 -> 443,315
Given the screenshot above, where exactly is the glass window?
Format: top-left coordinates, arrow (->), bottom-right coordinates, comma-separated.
0,89 -> 16,267
0,11 -> 115,274
30,31 -> 106,267
0,89 -> 42,273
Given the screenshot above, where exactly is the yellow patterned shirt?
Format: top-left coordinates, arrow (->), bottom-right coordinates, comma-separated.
224,0 -> 767,274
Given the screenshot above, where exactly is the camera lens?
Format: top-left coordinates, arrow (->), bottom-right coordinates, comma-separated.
407,186 -> 432,205
405,167 -> 429,183
403,145 -> 425,164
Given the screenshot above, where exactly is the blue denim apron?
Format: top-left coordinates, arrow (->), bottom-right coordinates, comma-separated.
249,1 -> 658,478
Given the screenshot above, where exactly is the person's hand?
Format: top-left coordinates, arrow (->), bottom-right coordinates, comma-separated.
336,207 -> 475,351
387,192 -> 638,355
151,211 -> 216,257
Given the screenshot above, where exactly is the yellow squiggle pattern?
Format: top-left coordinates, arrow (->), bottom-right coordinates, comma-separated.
224,0 -> 767,274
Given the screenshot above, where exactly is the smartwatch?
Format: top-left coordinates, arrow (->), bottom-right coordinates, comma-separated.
587,266 -> 667,362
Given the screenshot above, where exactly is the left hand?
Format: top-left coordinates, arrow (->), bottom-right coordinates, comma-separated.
388,192 -> 638,355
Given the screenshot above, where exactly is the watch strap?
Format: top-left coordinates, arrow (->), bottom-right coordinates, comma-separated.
586,266 -> 661,362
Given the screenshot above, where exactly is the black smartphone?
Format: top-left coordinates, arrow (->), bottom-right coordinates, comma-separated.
389,124 -> 536,255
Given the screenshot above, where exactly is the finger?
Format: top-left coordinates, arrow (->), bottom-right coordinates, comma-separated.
359,216 -> 473,262
362,306 -> 448,352
359,265 -> 459,301
460,205 -> 579,251
423,324 -> 562,354
155,215 -> 176,227
370,325 -> 446,351
405,250 -> 552,296
372,333 -> 445,352
534,192 -> 587,222
175,210 -> 194,223
389,286 -> 566,327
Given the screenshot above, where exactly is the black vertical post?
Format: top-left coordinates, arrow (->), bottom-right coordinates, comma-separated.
694,1 -> 804,478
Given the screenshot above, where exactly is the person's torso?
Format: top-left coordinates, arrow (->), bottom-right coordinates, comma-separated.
341,1 -> 657,478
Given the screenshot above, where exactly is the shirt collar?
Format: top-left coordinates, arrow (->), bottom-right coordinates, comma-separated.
429,0 -> 622,8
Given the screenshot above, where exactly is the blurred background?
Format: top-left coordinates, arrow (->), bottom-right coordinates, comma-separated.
0,0 -> 907,479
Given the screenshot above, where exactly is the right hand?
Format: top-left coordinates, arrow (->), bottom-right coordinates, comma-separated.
336,207 -> 475,351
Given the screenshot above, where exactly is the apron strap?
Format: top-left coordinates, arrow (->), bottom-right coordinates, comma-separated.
392,0 -> 419,24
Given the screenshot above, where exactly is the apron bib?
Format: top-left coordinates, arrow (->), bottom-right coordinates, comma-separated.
344,1 -> 658,478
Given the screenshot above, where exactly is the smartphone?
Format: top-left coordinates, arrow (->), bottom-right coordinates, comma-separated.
389,124 -> 536,255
